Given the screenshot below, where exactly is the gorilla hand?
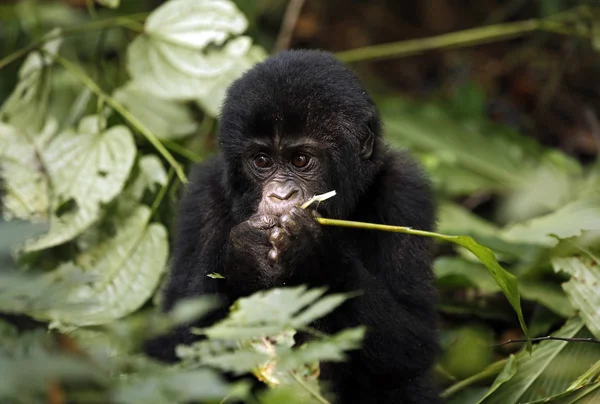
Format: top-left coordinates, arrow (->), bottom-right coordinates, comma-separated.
224,213 -> 280,295
268,207 -> 323,270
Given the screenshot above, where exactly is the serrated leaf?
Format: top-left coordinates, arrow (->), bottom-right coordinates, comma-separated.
202,286 -> 349,340
113,82 -> 198,140
0,122 -> 50,220
552,257 -> 600,339
0,29 -> 62,133
277,327 -> 365,372
501,196 -> 600,247
39,206 -> 168,326
24,115 -> 136,251
290,293 -> 349,327
480,317 -> 600,403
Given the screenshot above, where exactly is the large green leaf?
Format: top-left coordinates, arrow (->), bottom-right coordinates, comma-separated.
381,99 -> 579,195
552,257 -> 600,339
126,0 -> 267,115
480,317 -> 600,403
25,115 -> 136,251
0,29 -> 62,133
0,122 -> 51,220
37,206 -> 168,327
113,82 -> 198,140
501,195 -> 600,247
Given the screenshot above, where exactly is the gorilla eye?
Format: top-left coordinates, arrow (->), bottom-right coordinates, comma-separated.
292,154 -> 310,168
253,154 -> 273,169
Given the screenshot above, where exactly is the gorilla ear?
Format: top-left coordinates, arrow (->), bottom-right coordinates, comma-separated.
360,119 -> 376,159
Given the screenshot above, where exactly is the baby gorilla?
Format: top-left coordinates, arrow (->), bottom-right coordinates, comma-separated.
148,49 -> 442,404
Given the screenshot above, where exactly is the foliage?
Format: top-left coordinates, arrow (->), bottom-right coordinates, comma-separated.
1,0 -> 600,403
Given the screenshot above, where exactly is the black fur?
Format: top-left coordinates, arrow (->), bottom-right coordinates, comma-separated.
145,50 -> 442,404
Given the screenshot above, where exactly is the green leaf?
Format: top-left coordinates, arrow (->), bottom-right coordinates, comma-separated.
113,82 -> 198,140
317,217 -> 531,346
480,317 -> 600,403
112,368 -> 234,404
201,286 -> 351,340
381,99 -> 579,194
0,29 -> 62,133
501,195 -> 600,247
38,206 -> 168,326
0,121 -> 51,220
435,257 -> 502,295
475,354 -> 518,404
277,327 -> 365,372
25,115 -> 136,251
518,281 -> 575,319
524,382 -> 600,404
126,0 -> 267,115
144,0 -> 247,48
552,257 -> 600,339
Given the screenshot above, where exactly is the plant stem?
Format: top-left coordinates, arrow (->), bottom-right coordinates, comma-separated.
336,19 -> 539,63
53,54 -> 187,182
0,14 -> 147,71
441,359 -> 508,398
316,217 -> 447,241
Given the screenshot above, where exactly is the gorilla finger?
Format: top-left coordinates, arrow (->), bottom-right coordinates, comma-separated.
248,214 -> 279,229
269,226 -> 286,244
268,248 -> 279,264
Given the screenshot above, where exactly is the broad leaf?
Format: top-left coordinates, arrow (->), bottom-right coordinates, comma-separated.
113,82 -> 198,140
381,99 -> 579,194
501,195 -> 600,247
480,317 -> 600,403
0,122 -> 51,220
38,206 -> 168,326
552,257 -> 600,339
126,0 -> 267,115
25,115 -> 136,251
0,29 -> 62,133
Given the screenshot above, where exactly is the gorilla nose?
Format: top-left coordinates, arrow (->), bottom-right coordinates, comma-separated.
270,188 -> 299,201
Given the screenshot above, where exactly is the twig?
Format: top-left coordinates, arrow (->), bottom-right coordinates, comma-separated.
273,0 -> 307,52
494,336 -> 600,348
335,9 -> 591,64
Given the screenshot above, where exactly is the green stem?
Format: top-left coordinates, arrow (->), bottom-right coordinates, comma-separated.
53,54 -> 187,182
0,14 -> 147,71
336,19 -> 539,63
441,359 -> 507,398
316,217 -> 448,242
